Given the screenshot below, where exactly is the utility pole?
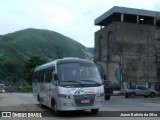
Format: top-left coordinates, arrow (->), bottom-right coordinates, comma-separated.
146,36 -> 149,88
120,57 -> 123,90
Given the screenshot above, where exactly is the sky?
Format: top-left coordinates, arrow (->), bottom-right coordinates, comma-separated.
0,0 -> 160,47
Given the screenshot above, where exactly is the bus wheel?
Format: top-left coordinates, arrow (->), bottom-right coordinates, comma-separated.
91,109 -> 99,114
51,99 -> 60,116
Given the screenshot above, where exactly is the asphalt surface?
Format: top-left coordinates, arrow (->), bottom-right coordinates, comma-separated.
0,93 -> 160,120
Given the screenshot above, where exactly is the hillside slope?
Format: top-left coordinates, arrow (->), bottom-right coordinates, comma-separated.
0,28 -> 93,85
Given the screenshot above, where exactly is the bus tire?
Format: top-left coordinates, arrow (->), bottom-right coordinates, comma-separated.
91,109 -> 99,114
51,99 -> 60,116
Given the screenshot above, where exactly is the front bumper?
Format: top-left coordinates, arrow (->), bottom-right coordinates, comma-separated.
56,95 -> 104,111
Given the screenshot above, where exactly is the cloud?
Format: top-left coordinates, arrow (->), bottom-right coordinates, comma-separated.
0,0 -> 159,47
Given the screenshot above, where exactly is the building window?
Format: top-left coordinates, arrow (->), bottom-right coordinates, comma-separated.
98,36 -> 103,60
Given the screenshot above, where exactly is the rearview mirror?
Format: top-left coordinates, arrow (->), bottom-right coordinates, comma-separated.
100,74 -> 106,80
101,79 -> 105,84
51,79 -> 57,86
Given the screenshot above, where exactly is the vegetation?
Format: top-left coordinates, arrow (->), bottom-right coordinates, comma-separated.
24,56 -> 46,85
0,28 -> 91,88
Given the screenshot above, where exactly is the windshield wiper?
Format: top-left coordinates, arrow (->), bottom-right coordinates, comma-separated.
80,80 -> 102,85
60,80 -> 85,87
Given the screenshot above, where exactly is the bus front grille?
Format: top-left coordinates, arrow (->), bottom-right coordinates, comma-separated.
73,94 -> 96,107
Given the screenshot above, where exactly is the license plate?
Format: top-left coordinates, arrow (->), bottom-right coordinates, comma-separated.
81,99 -> 90,103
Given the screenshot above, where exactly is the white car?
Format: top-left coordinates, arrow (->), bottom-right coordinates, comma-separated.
122,85 -> 157,98
0,84 -> 5,93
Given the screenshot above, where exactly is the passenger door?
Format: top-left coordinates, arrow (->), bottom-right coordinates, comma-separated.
137,86 -> 148,95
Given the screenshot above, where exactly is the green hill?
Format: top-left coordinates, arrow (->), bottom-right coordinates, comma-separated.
0,28 -> 92,86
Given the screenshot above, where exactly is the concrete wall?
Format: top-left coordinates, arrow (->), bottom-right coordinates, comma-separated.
95,22 -> 160,84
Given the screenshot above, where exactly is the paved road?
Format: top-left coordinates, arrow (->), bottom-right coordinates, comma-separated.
0,93 -> 160,120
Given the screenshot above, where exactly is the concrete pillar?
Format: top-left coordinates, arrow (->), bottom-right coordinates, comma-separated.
137,15 -> 139,24
121,13 -> 124,22
154,18 -> 156,25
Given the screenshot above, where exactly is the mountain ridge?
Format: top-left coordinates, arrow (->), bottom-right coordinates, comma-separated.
0,28 -> 93,86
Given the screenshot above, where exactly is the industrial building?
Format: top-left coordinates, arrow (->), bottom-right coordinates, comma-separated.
94,6 -> 160,90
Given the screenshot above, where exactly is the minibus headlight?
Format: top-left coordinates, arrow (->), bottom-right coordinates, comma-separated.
98,92 -> 104,97
58,94 -> 71,99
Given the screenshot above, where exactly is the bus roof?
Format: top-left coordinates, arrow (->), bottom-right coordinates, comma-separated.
34,60 -> 57,72
34,58 -> 93,72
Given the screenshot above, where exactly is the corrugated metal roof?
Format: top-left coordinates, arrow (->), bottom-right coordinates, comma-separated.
95,6 -> 158,25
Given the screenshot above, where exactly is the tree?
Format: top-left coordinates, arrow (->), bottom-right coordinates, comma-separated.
24,56 -> 46,85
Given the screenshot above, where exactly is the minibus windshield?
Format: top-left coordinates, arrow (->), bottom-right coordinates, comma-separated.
58,62 -> 102,87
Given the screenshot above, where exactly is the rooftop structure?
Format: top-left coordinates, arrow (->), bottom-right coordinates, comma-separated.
95,6 -> 158,26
